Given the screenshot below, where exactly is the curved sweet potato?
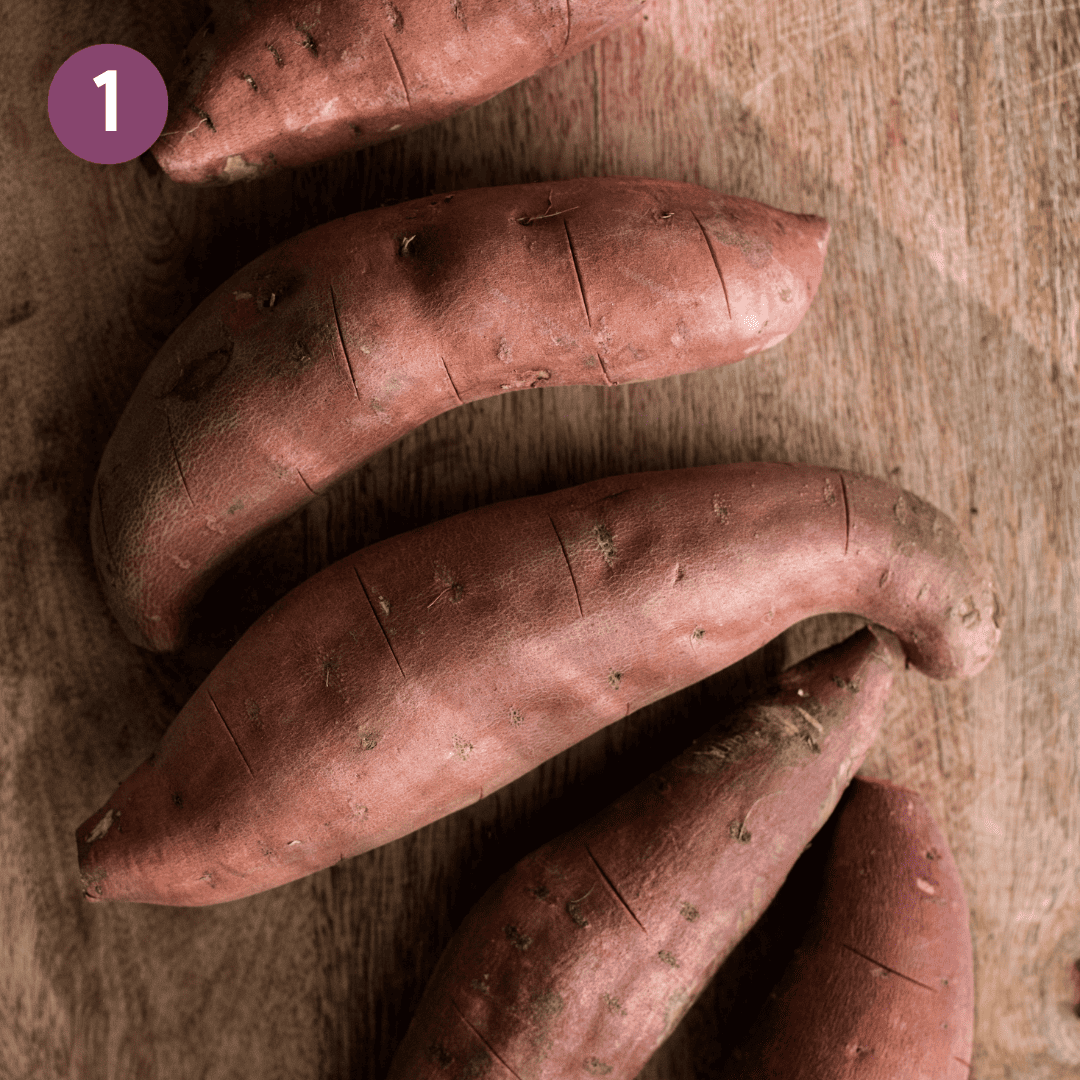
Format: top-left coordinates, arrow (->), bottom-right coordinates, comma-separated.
717,775 -> 974,1079
76,462 -> 1001,907
92,177 -> 830,652
383,627 -> 904,1080
152,0 -> 650,184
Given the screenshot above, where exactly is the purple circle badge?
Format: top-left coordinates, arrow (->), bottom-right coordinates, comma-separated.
48,44 -> 168,165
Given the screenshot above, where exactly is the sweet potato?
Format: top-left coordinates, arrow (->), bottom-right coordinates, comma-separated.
382,627 -> 904,1080
152,0 -> 650,184
91,177 -> 830,653
717,775 -> 974,1079
76,462 -> 1001,907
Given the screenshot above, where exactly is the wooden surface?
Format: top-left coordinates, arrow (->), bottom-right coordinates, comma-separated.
2,0 -> 1078,1076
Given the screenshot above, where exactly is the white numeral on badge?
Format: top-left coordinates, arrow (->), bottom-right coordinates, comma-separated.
93,69 -> 117,131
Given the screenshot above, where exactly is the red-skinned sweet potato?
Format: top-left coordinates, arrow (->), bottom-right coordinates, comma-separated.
76,462 -> 1001,907
383,627 -> 904,1080
91,177 -> 830,653
717,775 -> 974,1079
152,0 -> 651,184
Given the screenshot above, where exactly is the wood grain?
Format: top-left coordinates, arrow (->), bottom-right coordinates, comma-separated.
1,0 -> 1077,1077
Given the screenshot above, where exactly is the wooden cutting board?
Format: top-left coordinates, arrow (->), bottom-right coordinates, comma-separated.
2,0 -> 1077,1076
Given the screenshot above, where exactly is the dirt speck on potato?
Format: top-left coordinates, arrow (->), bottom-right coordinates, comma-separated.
592,524 -> 617,565
85,809 -> 120,844
530,990 -> 564,1019
430,567 -> 464,606
603,993 -> 627,1016
504,925 -> 532,951
566,895 -> 590,928
729,820 -> 752,843
222,154 -> 265,181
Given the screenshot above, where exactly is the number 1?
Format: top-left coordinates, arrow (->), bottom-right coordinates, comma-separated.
94,69 -> 117,132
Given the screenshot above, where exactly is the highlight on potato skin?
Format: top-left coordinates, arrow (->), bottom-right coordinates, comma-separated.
76,462 -> 1002,908
152,0 -> 653,185
383,626 -> 904,1080
717,775 -> 975,1080
90,177 -> 831,653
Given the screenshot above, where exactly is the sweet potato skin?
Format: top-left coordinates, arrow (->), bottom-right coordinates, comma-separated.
90,177 -> 830,653
717,775 -> 974,1079
152,0 -> 650,185
76,463 -> 1001,907
383,627 -> 904,1080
